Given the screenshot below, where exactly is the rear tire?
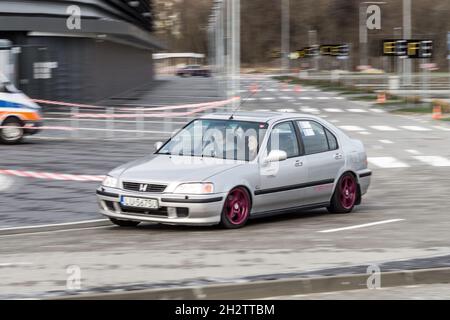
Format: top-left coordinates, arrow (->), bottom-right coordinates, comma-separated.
109,218 -> 140,227
327,173 -> 358,214
220,187 -> 251,229
0,118 -> 24,144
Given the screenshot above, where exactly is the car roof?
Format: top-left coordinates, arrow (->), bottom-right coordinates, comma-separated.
200,111 -> 320,124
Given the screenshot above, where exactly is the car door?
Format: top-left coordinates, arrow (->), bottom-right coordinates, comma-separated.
253,121 -> 308,213
295,119 -> 344,204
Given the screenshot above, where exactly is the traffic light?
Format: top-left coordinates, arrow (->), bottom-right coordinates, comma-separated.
382,39 -> 432,58
320,44 -> 349,57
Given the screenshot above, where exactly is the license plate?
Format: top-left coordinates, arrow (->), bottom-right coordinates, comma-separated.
120,196 -> 159,209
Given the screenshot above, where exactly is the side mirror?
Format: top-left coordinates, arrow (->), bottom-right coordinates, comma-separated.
154,141 -> 163,151
264,150 -> 287,163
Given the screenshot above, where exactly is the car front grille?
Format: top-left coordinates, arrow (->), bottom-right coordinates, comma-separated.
119,205 -> 168,217
122,181 -> 167,193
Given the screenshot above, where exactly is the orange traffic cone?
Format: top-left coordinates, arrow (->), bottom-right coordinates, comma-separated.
294,85 -> 302,93
377,92 -> 386,104
432,105 -> 442,120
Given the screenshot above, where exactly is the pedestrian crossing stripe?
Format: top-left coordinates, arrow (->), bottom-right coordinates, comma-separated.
368,156 -> 450,168
368,157 -> 410,168
400,126 -> 432,131
413,156 -> 450,167
370,125 -> 399,131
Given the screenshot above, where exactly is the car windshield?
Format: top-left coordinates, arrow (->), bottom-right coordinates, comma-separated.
157,119 -> 268,161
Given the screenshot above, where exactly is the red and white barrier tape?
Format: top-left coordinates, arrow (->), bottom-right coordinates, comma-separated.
33,96 -> 240,113
0,126 -> 75,131
72,96 -> 240,119
0,169 -> 105,182
32,99 -> 107,109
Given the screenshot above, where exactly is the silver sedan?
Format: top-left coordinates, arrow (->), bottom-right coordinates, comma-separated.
96,111 -> 371,229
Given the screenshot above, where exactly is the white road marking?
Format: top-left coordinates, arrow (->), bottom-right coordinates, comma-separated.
0,219 -> 109,233
368,157 -> 410,168
357,131 -> 371,135
317,97 -> 330,100
370,108 -> 386,113
432,126 -> 450,131
277,108 -> 296,113
339,125 -> 366,131
334,97 -> 345,100
400,126 -> 431,131
318,219 -> 405,233
405,149 -> 422,155
370,125 -> 399,131
324,108 -> 343,113
300,107 -> 320,113
299,97 -> 312,100
254,109 -> 270,112
347,108 -> 368,113
260,97 -> 275,100
0,226 -> 111,238
0,262 -> 33,267
413,156 -> 450,167
379,139 -> 394,144
280,96 -> 293,100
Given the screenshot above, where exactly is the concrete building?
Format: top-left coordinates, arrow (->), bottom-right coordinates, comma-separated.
0,0 -> 164,103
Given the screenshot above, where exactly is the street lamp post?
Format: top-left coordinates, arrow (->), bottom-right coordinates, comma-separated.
308,29 -> 319,71
394,27 -> 402,77
403,0 -> 412,85
281,0 -> 290,74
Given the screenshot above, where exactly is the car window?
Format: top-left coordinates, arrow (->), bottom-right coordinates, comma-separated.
267,121 -> 299,158
296,120 -> 330,155
325,128 -> 338,150
157,119 -> 267,161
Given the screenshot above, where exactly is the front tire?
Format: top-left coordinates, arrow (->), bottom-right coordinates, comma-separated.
220,187 -> 251,229
0,118 -> 24,144
327,173 -> 358,214
109,218 -> 140,227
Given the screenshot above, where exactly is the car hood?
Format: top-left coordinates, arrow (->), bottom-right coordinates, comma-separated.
113,155 -> 244,183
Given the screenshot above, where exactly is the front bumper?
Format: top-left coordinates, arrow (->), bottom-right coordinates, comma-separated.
24,121 -> 43,135
96,187 -> 226,226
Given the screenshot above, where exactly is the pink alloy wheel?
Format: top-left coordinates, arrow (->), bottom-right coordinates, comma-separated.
340,175 -> 356,210
225,188 -> 250,225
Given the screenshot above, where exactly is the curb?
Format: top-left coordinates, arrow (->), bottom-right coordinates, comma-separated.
57,267 -> 450,300
0,219 -> 111,236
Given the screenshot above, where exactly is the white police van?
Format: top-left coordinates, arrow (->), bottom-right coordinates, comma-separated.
0,73 -> 42,144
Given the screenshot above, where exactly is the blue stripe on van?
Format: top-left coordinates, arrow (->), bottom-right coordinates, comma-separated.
0,100 -> 36,111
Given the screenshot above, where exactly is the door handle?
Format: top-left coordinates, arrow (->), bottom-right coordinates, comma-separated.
295,160 -> 303,167
334,153 -> 343,160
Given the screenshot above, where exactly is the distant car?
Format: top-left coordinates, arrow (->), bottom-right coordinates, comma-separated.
97,112 -> 371,229
176,65 -> 211,77
0,74 -> 42,144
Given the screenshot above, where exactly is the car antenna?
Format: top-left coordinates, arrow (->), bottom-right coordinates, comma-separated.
228,80 -> 272,120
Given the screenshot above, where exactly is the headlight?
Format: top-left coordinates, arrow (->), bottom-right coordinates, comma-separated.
173,183 -> 214,194
102,176 -> 118,188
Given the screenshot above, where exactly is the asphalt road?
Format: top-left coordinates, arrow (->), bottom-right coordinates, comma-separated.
0,74 -> 449,298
